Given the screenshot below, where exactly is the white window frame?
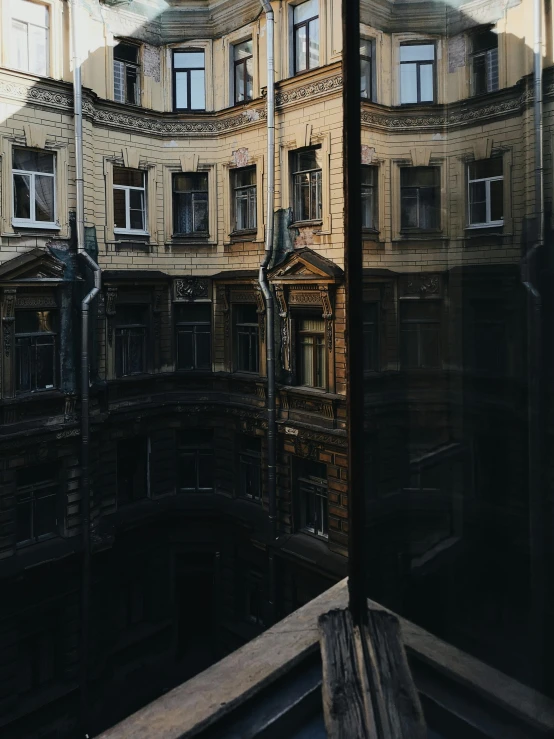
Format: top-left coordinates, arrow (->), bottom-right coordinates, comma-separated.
113,42 -> 141,105
12,150 -> 57,229
10,0 -> 49,77
113,171 -> 148,235
467,162 -> 504,228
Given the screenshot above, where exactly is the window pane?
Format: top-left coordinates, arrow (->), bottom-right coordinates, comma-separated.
234,40 -> 253,60
16,499 -> 32,543
127,330 -> 145,374
236,304 -> 258,324
473,30 -> 498,53
196,328 -> 211,369
193,193 -> 208,232
400,44 -> 435,62
113,168 -> 143,187
401,189 -> 418,228
296,150 -> 319,172
11,20 -> 29,71
177,328 -> 194,369
361,187 -> 375,229
469,181 -> 487,224
113,189 -> 126,229
361,58 -> 372,98
34,175 -> 54,222
125,65 -> 139,104
175,71 -> 188,109
419,63 -> 434,102
114,43 -> 139,64
420,187 -> 438,229
300,335 -> 314,385
469,158 -> 503,180
490,179 -> 503,221
174,51 -> 205,69
35,337 -> 55,389
294,0 -> 318,23
179,452 -> 197,490
295,24 -> 307,72
13,149 -> 54,173
360,38 -> 373,57
175,304 -> 211,323
129,189 -> 145,230
13,174 -> 31,219
198,451 -> 214,489
173,173 -> 208,192
472,54 -> 487,96
235,62 -> 245,102
400,63 -> 418,104
246,57 -> 254,99
34,490 -> 57,538
190,70 -> 205,109
15,337 -> 31,392
28,23 -> 48,76
308,18 -> 319,67
113,60 -> 125,102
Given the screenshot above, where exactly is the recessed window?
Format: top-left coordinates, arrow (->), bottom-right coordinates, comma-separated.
363,303 -> 379,372
292,149 -> 322,223
11,0 -> 49,76
15,309 -> 57,393
298,460 -> 328,538
297,315 -> 326,388
16,463 -> 58,546
468,158 -> 503,227
293,0 -> 319,74
178,430 -> 214,493
175,303 -> 211,370
400,301 -> 441,369
400,166 -> 440,231
173,173 -> 208,237
234,304 -> 259,374
239,435 -> 262,500
113,43 -> 140,105
361,165 -> 378,230
399,43 -> 435,104
360,38 -> 375,100
173,50 -> 205,111
232,167 -> 257,232
471,30 -> 499,96
115,305 -> 148,377
113,168 -> 146,234
233,40 -> 254,104
12,148 -> 56,228
117,436 -> 149,504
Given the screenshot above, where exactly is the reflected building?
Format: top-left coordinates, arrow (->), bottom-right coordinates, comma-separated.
0,0 -> 551,736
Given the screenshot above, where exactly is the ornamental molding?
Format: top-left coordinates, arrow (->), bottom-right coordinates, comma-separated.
402,274 -> 441,297
275,75 -> 343,106
174,277 -> 209,301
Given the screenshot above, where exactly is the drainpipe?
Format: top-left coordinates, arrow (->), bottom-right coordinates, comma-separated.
69,0 -> 101,729
258,0 -> 277,622
524,0 -> 545,690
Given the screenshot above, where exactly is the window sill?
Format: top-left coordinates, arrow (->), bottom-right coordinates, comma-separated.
290,220 -> 323,229
114,230 -> 150,237
399,229 -> 443,236
230,230 -> 257,239
300,527 -> 329,541
169,238 -> 215,247
465,222 -> 504,230
12,221 -> 60,231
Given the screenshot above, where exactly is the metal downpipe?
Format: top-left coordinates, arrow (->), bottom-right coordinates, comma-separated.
258,0 -> 277,622
69,0 -> 101,729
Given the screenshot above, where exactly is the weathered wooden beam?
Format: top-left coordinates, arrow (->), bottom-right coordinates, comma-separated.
319,607 -> 427,739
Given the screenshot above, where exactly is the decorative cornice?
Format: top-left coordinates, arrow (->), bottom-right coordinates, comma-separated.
275,75 -> 342,106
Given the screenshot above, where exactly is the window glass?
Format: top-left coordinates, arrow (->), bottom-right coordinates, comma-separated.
176,304 -> 211,371
235,305 -> 259,373
174,51 -> 205,69
11,0 -> 49,76
294,0 -> 318,24
173,51 -> 205,111
400,44 -> 435,62
173,173 -> 209,235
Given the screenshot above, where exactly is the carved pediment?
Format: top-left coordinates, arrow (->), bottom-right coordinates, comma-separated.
0,248 -> 65,281
269,248 -> 343,282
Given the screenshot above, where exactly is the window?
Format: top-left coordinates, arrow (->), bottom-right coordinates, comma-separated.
363,303 -> 379,372
400,301 -> 441,369
11,0 -> 49,76
361,165 -> 378,230
16,463 -> 58,545
175,303 -> 211,370
400,167 -> 440,230
298,461 -> 328,537
12,148 -> 56,228
173,173 -> 208,236
239,436 -> 262,500
399,43 -> 435,104
117,436 -> 149,505
292,149 -> 322,222
471,30 -> 499,96
115,306 -> 148,377
173,50 -> 205,111
293,0 -> 319,74
232,167 -> 257,232
234,304 -> 259,373
468,158 -> 503,227
113,168 -> 146,234
178,430 -> 214,492
233,40 -> 254,104
297,315 -> 326,388
466,301 -> 507,375
360,38 -> 375,100
114,43 -> 140,105
15,309 -> 56,393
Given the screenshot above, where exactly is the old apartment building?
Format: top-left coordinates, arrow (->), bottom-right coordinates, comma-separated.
0,0 -> 552,735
